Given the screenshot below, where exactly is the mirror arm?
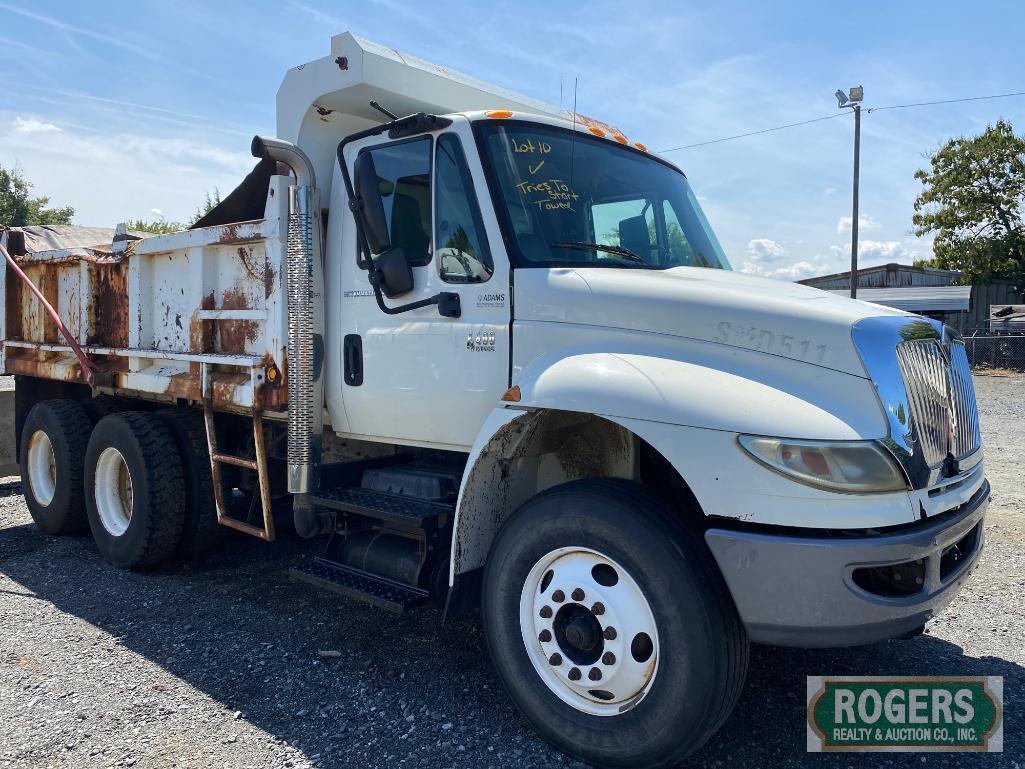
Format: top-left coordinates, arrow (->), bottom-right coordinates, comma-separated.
367,269 -> 461,317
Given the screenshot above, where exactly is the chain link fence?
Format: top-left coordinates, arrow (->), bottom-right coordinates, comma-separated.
962,328 -> 1025,370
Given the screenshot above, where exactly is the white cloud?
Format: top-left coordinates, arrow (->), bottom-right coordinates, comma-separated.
745,238 -> 788,262
13,116 -> 61,134
740,259 -> 821,281
837,214 -> 881,234
0,112 -> 253,225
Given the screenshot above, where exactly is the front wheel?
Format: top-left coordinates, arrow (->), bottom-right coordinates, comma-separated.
482,479 -> 748,769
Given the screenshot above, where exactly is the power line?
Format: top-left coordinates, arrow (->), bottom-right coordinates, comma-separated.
866,90 -> 1025,113
659,89 -> 1025,152
660,113 -> 845,152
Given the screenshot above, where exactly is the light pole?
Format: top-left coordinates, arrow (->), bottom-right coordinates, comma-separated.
835,86 -> 864,298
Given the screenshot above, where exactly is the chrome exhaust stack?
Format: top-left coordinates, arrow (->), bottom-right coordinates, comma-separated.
252,136 -> 327,535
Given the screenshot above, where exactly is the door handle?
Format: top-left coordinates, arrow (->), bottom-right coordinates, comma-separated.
343,334 -> 363,386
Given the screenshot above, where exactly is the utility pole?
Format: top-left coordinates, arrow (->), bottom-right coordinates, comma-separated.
835,86 -> 864,298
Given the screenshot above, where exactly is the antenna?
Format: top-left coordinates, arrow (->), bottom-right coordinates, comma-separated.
369,100 -> 399,120
569,77 -> 578,202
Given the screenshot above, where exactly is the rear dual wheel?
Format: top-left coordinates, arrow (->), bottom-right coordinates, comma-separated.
482,479 -> 749,769
84,412 -> 185,568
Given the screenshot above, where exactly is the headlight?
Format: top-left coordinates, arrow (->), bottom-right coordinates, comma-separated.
737,436 -> 907,493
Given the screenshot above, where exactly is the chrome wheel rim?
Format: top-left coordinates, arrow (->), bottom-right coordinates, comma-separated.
27,430 -> 57,506
94,447 -> 134,537
519,546 -> 660,716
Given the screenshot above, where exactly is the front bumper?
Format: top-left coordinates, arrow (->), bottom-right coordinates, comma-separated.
705,480 -> 989,648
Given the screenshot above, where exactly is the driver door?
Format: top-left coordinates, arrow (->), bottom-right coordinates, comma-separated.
338,126 -> 510,450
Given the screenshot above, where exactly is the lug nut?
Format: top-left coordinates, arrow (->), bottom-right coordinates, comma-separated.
568,667 -> 581,681
572,588 -> 585,601
588,667 -> 602,681
539,629 -> 552,643
539,605 -> 553,619
603,626 -> 617,640
591,602 -> 605,616
552,589 -> 565,603
549,653 -> 562,666
602,651 -> 616,665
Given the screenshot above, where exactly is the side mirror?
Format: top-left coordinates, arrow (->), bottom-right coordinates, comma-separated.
354,151 -> 390,254
375,247 -> 414,298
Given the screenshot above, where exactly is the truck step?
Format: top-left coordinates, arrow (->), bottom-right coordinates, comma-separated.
308,486 -> 453,531
290,556 -> 429,614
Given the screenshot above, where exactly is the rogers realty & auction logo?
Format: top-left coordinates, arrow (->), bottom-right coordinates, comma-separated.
807,676 -> 1002,752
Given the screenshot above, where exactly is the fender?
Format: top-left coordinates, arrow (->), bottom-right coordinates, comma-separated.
449,346 -> 904,583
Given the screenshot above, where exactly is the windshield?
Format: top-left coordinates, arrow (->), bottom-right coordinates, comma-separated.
476,121 -> 730,270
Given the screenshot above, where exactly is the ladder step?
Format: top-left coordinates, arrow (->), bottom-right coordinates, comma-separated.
290,556 -> 428,613
308,487 -> 452,530
211,452 -> 259,470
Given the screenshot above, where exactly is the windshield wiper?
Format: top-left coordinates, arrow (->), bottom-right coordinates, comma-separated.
550,241 -> 645,264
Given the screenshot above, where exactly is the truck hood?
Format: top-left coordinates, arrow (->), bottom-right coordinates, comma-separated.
513,267 -> 909,377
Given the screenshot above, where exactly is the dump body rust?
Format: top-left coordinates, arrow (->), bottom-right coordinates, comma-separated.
1,176 -> 292,417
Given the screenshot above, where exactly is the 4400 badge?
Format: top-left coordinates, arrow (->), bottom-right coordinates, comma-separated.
807,676 -> 1003,752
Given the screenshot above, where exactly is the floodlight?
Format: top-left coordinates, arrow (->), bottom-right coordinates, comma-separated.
835,89 -> 849,107
848,85 -> 864,102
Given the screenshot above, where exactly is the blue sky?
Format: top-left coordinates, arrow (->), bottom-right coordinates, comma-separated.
2,0 -> 1023,280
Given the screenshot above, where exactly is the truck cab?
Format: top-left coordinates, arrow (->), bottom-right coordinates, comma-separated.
2,32 -> 988,769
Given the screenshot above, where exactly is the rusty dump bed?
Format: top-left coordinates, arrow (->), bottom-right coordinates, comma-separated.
1,176 -> 291,415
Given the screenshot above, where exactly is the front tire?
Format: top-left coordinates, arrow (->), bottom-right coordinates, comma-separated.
84,412 -> 186,568
482,479 -> 748,769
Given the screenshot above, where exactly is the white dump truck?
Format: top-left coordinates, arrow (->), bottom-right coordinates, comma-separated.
0,34 -> 988,768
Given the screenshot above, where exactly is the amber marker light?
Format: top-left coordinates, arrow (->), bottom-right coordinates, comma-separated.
485,109 -> 514,118
587,126 -> 605,137
501,385 -> 522,402
611,133 -> 628,144
633,141 -> 648,151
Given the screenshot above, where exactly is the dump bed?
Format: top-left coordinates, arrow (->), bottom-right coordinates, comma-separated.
1,175 -> 290,414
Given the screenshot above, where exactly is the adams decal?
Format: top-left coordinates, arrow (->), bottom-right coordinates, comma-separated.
476,291 -> 506,308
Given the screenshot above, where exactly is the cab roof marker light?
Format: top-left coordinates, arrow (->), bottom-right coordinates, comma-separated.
611,133 -> 629,144
587,126 -> 606,137
633,141 -> 648,152
485,109 -> 514,118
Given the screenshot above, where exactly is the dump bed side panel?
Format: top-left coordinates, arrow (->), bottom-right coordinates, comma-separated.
1,176 -> 290,414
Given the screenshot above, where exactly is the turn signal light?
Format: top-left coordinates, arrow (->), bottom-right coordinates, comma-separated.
501,385 -> 521,402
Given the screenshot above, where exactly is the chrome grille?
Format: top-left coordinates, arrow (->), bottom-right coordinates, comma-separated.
948,342 -> 981,458
896,338 -> 981,468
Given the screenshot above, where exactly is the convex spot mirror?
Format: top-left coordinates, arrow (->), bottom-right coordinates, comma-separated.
375,247 -> 414,298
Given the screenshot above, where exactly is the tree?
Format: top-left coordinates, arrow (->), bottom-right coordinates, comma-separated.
124,218 -> 187,235
190,188 -> 221,226
912,120 -> 1025,293
0,165 -> 75,227
125,189 -> 222,235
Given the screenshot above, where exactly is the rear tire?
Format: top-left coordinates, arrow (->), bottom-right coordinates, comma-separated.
81,394 -> 130,426
84,412 -> 186,568
19,399 -> 92,535
481,479 -> 748,769
155,408 -> 224,557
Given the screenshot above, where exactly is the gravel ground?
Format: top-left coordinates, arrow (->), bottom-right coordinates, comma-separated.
0,373 -> 1022,769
